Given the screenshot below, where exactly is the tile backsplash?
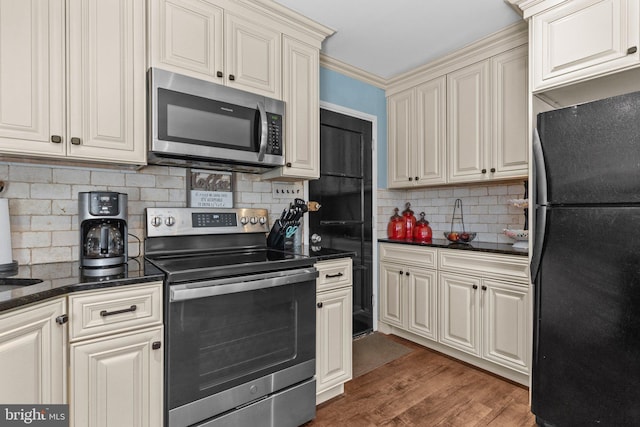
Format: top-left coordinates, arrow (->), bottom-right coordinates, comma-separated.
2,162 -> 525,265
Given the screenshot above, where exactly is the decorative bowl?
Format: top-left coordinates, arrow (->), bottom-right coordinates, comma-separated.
503,229 -> 528,241
443,231 -> 476,243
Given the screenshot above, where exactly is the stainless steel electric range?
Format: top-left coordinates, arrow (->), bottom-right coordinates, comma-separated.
144,207 -> 318,427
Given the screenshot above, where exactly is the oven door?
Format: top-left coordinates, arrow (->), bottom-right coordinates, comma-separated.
166,267 -> 317,427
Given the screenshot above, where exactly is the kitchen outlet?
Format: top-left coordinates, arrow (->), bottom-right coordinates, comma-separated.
272,183 -> 301,198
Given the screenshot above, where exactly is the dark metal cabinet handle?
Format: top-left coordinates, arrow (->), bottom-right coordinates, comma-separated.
481,169 -> 487,174
482,285 -> 487,291
55,314 -> 68,325
317,302 -> 323,308
51,135 -> 62,143
405,272 -> 409,276
628,46 -> 637,54
490,168 -> 496,173
472,284 -> 478,290
229,74 -> 235,81
70,137 -> 81,145
152,341 -> 162,350
100,305 -> 137,317
408,177 -> 413,181
415,177 -> 419,181
399,270 -> 404,275
326,272 -> 343,279
216,71 -> 223,77
286,162 -> 292,167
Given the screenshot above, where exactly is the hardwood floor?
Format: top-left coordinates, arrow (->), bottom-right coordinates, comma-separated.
306,335 -> 537,427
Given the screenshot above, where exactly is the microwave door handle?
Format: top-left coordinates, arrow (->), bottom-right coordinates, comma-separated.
257,101 -> 268,161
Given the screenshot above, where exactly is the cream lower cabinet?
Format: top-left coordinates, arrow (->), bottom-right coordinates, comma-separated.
0,0 -> 146,165
0,297 -> 67,404
315,258 -> 353,405
527,0 -> 640,92
379,243 -> 530,384
68,282 -> 163,427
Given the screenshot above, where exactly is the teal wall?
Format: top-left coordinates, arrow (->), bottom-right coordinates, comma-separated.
319,67 -> 387,188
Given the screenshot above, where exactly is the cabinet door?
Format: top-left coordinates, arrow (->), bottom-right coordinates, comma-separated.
491,46 -> 528,179
482,279 -> 529,373
67,0 -> 146,165
415,76 -> 447,185
387,89 -> 415,188
0,0 -> 65,157
225,13 -> 281,99
70,326 -> 163,427
447,60 -> 491,183
149,0 -> 224,83
379,262 -> 405,328
282,36 -> 319,179
532,0 -> 640,91
407,267 -> 438,341
316,287 -> 352,395
439,272 -> 481,356
0,298 -> 66,404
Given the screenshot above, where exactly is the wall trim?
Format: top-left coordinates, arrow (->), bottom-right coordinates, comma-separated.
320,54 -> 387,89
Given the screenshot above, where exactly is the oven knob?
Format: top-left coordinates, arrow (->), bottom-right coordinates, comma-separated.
250,217 -> 258,224
164,216 -> 175,226
259,216 -> 267,225
151,216 -> 162,227
240,216 -> 249,225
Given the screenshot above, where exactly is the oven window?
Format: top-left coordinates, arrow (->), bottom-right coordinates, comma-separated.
167,280 -> 315,409
158,88 -> 259,152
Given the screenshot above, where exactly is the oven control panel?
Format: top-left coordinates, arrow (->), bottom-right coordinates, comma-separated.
146,208 -> 269,237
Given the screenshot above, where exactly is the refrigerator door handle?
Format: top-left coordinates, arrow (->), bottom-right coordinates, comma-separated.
532,128 -> 548,206
530,205 -> 547,284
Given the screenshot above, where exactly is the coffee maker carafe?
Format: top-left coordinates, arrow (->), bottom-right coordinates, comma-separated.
79,192 -> 128,269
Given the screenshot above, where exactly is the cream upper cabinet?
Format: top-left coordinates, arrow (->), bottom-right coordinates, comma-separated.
263,37 -> 320,180
388,76 -> 447,188
530,0 -> 640,92
0,298 -> 67,404
447,60 -> 491,183
448,47 -> 528,183
0,0 -> 145,165
315,258 -> 353,405
149,0 -> 281,99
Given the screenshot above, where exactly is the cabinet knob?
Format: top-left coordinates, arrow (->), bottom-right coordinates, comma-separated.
408,177 -> 413,181
490,167 -> 496,173
399,270 -> 404,275
415,177 -> 419,181
481,169 -> 487,174
482,285 -> 487,291
229,74 -> 235,81
70,137 -> 81,145
55,314 -> 68,325
152,341 -> 162,350
472,284 -> 478,290
216,71 -> 223,78
286,162 -> 292,167
405,272 -> 409,276
628,46 -> 638,54
51,135 -> 62,144
317,302 -> 323,308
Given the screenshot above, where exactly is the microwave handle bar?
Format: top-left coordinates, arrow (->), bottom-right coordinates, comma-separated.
169,267 -> 318,302
257,101 -> 268,161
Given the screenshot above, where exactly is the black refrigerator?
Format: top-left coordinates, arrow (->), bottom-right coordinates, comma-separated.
532,91 -> 640,426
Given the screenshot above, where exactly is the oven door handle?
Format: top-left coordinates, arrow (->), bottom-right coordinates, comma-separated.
169,267 -> 318,302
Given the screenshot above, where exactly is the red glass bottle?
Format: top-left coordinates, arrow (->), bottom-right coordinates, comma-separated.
387,208 -> 406,240
402,202 -> 416,241
413,212 -> 433,243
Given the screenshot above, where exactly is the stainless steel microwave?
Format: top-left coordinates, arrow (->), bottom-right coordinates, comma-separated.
147,68 -> 285,172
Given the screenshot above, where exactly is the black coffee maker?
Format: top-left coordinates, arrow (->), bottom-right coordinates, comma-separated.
79,192 -> 128,271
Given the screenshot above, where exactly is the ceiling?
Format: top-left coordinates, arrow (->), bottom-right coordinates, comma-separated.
272,0 -> 523,80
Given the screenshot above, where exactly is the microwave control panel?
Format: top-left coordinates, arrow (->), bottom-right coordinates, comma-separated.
266,113 -> 282,155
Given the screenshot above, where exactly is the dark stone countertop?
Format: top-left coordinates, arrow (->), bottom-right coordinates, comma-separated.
378,238 -> 528,257
0,259 -> 164,312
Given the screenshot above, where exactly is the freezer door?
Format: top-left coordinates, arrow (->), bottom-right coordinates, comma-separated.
532,206 -> 640,425
537,91 -> 640,205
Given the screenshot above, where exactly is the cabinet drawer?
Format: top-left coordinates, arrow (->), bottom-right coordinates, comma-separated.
379,243 -> 437,268
439,249 -> 529,283
315,258 -> 352,292
69,282 -> 163,341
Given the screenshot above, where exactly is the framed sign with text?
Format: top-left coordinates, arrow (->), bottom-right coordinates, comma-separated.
187,169 -> 233,208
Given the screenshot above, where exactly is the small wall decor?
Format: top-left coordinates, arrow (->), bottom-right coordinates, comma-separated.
187,169 -> 233,208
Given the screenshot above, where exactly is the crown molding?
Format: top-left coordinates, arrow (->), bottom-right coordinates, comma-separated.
505,0 -> 568,19
320,54 -> 388,89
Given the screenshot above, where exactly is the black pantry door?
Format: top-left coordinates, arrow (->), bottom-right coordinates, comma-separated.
309,108 -> 373,337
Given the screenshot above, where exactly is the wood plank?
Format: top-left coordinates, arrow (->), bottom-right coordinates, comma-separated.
305,334 -> 536,427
